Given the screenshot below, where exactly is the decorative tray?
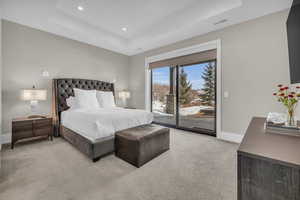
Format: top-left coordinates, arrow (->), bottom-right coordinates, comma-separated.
264,121 -> 300,137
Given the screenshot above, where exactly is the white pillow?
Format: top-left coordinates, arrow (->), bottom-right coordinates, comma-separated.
96,91 -> 116,108
66,96 -> 78,109
73,88 -> 100,109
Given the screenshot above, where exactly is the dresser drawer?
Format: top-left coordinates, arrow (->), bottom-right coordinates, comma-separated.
241,181 -> 271,200
271,163 -> 300,199
239,154 -> 300,200
240,155 -> 273,189
241,180 -> 290,200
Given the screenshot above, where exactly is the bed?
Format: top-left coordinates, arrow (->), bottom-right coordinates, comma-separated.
52,78 -> 153,161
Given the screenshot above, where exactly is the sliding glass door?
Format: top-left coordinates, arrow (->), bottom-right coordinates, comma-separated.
151,60 -> 216,135
178,61 -> 216,134
151,66 -> 176,126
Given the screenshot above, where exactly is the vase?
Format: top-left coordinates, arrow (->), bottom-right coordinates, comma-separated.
286,108 -> 296,127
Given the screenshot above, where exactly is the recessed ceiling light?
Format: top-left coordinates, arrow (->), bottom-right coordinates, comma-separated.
77,6 -> 84,11
122,27 -> 127,32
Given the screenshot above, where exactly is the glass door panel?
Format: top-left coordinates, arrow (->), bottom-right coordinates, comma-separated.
178,61 -> 216,133
151,66 -> 176,126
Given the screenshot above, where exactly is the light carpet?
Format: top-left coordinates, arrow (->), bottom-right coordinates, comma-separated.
0,129 -> 238,200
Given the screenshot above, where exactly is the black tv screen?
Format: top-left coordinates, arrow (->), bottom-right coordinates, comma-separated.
287,0 -> 300,83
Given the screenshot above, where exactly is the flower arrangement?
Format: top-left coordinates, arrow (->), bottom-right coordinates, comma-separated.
273,84 -> 300,126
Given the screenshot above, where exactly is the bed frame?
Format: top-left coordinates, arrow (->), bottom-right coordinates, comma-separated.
52,78 -> 115,162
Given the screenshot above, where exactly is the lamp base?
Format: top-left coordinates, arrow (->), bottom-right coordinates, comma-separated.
27,115 -> 47,119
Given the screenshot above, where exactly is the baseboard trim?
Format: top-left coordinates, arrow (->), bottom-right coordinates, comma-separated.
1,133 -> 11,144
218,131 -> 244,143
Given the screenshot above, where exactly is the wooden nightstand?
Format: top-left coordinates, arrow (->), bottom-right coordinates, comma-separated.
11,116 -> 53,149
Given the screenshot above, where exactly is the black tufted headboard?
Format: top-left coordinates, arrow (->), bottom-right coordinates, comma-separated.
52,78 -> 114,136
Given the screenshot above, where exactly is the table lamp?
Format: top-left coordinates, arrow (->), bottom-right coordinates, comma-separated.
119,90 -> 130,107
21,86 -> 47,118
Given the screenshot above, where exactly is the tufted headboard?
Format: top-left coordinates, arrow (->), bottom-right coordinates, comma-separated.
52,78 -> 115,136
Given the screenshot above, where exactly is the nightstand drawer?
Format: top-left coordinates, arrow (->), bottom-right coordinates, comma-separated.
33,119 -> 52,129
12,121 -> 33,132
13,130 -> 33,140
34,127 -> 52,136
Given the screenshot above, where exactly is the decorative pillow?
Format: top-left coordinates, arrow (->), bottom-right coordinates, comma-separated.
96,91 -> 116,108
73,88 -> 100,109
66,96 -> 78,109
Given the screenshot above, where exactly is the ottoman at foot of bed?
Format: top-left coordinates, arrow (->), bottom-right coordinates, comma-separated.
115,124 -> 170,167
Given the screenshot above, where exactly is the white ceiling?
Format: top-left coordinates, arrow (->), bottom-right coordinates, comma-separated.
0,0 -> 293,55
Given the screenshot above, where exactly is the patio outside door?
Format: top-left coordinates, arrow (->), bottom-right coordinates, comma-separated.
178,61 -> 216,135
151,60 -> 216,136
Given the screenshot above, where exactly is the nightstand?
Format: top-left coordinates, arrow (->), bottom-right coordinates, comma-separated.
11,116 -> 53,149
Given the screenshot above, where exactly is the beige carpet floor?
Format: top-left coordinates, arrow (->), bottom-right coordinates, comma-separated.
0,129 -> 238,200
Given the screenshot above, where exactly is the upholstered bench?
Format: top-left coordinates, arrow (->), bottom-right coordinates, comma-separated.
115,124 -> 170,167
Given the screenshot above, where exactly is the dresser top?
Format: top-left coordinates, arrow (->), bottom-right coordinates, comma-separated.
238,117 -> 300,167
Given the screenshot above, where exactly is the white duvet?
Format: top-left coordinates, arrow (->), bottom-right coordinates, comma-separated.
61,107 -> 153,142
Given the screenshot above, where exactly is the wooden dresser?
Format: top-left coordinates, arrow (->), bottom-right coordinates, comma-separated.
11,116 -> 53,149
238,117 -> 300,200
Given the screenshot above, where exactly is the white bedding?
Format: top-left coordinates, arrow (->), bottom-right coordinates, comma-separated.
61,107 -> 153,142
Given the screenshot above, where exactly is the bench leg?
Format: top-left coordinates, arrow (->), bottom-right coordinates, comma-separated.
93,157 -> 101,162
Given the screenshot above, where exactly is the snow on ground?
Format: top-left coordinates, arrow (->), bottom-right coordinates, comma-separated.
153,111 -> 173,116
152,101 -> 214,116
153,101 -> 165,112
179,106 -> 213,116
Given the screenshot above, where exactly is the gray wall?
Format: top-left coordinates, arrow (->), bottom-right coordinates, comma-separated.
0,19 -> 2,138
2,20 -> 130,134
128,10 -> 290,135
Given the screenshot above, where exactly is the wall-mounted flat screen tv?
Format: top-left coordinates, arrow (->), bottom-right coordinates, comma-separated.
287,0 -> 300,83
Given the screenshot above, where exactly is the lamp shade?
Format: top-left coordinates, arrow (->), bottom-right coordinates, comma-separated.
21,89 -> 47,101
119,90 -> 130,99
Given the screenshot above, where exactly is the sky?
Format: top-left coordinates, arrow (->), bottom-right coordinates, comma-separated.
152,62 -> 213,90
